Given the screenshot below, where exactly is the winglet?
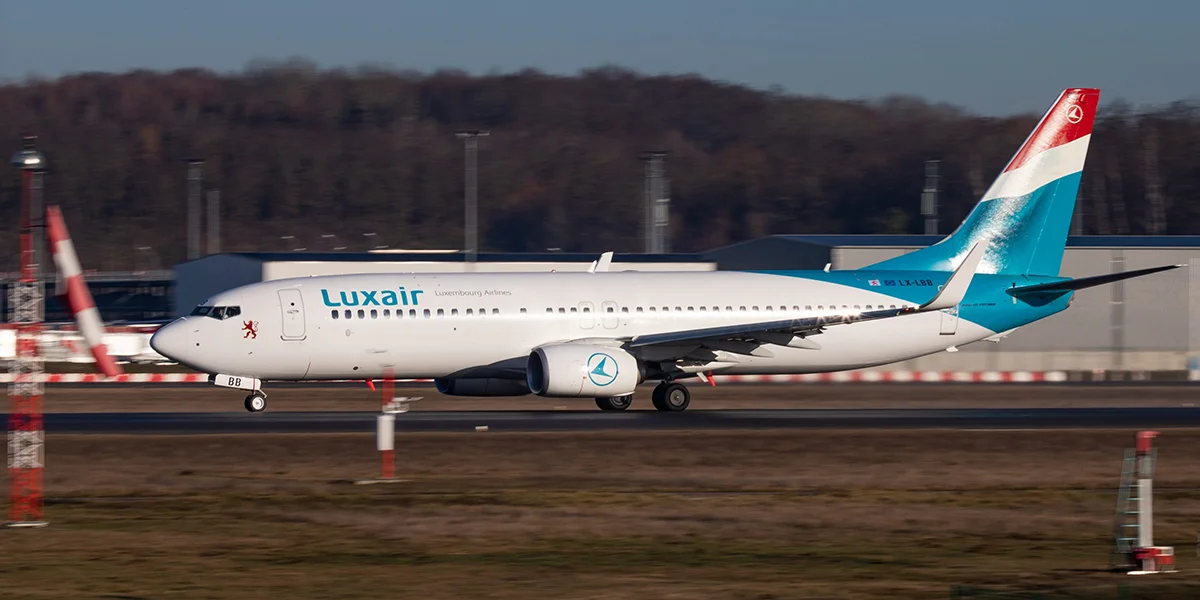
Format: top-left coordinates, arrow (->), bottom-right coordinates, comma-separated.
921,242 -> 985,311
589,251 -> 614,273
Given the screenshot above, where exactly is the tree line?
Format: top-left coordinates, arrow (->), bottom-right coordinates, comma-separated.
1,60 -> 1197,271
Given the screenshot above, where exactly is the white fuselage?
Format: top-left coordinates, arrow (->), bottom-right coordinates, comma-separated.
152,271 -> 994,382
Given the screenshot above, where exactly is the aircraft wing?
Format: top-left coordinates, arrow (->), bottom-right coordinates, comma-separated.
625,242 -> 985,351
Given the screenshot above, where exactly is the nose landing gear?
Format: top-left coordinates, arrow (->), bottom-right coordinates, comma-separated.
244,391 -> 267,412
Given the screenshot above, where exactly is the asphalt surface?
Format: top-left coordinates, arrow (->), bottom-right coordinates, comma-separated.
19,407 -> 1200,434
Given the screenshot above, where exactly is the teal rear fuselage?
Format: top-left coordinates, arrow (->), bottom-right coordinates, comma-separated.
753,269 -> 1073,335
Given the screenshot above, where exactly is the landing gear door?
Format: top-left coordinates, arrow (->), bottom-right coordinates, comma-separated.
278,289 -> 306,340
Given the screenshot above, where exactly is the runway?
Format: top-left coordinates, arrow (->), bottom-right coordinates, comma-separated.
27,406 -> 1200,434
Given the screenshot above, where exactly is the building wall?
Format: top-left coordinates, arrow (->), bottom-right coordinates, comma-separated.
834,245 -> 1198,371
172,255 -> 265,317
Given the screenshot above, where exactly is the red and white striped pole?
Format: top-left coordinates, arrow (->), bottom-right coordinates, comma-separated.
44,205 -> 121,378
378,371 -> 395,480
7,137 -> 48,528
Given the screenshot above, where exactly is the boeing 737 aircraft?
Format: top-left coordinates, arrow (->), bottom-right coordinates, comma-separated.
150,88 -> 1180,412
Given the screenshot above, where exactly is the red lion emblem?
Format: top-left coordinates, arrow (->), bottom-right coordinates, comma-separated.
242,320 -> 259,339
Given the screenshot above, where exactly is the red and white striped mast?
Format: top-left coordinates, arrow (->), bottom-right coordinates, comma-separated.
7,136 -> 48,528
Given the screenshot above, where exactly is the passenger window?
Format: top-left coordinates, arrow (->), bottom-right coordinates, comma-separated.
687,306 -> 694,312
437,309 -> 444,317
466,309 -> 474,316
621,307 -> 628,313
739,306 -> 746,311
752,306 -> 759,311
607,307 -> 615,313
452,309 -> 459,316
409,309 -> 417,318
571,307 -> 578,313
546,308 -> 553,313
331,310 -> 339,319
357,309 -> 365,319
854,305 -> 860,310
637,307 -> 644,313
582,307 -> 589,313
558,308 -> 565,314
344,309 -> 352,319
765,306 -> 772,312
698,307 -> 706,312
725,306 -> 732,312
370,309 -> 378,319
649,307 -> 656,312
383,309 -> 391,318
805,305 -> 812,311
675,306 -> 682,312
520,308 -> 527,314
423,309 -> 431,318
492,309 -> 499,315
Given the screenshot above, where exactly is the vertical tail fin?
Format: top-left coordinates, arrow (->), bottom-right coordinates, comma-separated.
871,88 -> 1100,275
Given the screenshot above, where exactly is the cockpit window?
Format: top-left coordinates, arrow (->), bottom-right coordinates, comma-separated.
190,305 -> 242,320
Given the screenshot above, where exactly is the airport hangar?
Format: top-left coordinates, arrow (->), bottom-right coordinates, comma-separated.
172,235 -> 1200,374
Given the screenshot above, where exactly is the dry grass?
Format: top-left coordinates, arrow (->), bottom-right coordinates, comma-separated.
40,383 -> 1200,413
3,429 -> 1200,598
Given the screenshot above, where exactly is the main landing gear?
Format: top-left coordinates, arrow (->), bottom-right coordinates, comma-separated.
244,390 -> 267,412
593,382 -> 691,412
651,381 -> 690,412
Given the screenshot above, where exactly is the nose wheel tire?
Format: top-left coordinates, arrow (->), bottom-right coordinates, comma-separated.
595,395 -> 632,411
652,382 -> 690,412
244,392 -> 267,413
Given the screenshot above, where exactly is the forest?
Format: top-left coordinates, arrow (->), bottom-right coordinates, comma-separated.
1,60 -> 1198,270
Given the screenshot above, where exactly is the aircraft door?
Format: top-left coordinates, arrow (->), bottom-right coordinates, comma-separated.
278,289 -> 306,340
940,306 -> 959,335
601,301 -> 619,329
578,301 -> 595,329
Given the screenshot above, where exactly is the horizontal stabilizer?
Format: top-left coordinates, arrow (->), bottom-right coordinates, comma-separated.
1006,265 -> 1182,298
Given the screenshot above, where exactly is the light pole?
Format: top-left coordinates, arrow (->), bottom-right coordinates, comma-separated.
186,159 -> 204,260
456,131 -> 489,270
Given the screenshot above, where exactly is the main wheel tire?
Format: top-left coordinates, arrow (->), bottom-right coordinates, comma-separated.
595,395 -> 632,411
651,384 -> 668,411
660,383 -> 690,412
244,392 -> 267,413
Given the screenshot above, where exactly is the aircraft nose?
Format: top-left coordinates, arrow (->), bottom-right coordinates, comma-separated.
149,320 -> 191,364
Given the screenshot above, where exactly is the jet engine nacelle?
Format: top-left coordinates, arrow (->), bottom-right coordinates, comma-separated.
526,344 -> 642,397
434,377 -> 531,397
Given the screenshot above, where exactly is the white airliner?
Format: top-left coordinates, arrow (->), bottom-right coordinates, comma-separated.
150,88 -> 1179,412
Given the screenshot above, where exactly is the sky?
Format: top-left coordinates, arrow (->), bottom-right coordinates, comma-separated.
2,0 -> 1198,116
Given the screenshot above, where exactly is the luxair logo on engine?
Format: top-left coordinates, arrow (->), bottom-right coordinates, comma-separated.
587,352 -> 618,387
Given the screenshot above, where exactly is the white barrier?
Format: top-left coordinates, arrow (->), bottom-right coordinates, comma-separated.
0,371 -> 1071,384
